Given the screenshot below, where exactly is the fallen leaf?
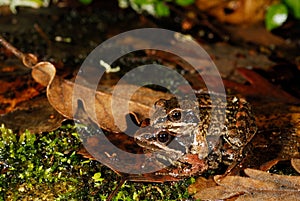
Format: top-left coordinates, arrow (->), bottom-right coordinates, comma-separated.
188,177 -> 219,195
243,168 -> 300,189
291,158 -> 300,174
0,95 -> 65,133
224,68 -> 300,103
0,68 -> 44,114
47,76 -> 172,132
6,49 -> 172,133
236,191 -> 300,201
222,23 -> 288,47
240,102 -> 300,170
195,0 -> 278,25
238,123 -> 299,173
189,176 -> 241,200
190,168 -> 300,200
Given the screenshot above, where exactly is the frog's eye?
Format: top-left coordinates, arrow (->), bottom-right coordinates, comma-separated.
168,109 -> 182,122
157,131 -> 170,143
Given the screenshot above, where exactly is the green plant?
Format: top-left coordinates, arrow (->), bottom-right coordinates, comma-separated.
0,124 -> 106,200
119,0 -> 299,31
0,124 -> 193,200
265,0 -> 300,30
0,0 -> 49,13
118,0 -> 195,17
78,0 -> 93,5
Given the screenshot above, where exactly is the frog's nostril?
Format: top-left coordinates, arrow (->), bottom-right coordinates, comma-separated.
141,133 -> 154,140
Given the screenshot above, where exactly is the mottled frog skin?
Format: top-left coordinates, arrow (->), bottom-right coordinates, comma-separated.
134,92 -> 257,177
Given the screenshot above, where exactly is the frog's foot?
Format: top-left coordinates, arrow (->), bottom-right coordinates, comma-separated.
179,153 -> 208,176
154,154 -> 208,178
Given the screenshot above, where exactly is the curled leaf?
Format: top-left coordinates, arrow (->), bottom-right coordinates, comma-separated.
0,34 -> 173,133
31,61 -> 56,87
291,158 -> 300,174
29,59 -> 172,133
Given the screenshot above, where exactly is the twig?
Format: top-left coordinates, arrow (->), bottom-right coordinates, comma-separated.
106,177 -> 127,201
0,35 -> 38,68
34,23 -> 53,55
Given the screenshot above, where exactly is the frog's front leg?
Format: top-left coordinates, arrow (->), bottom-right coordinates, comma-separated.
225,98 -> 257,149
222,97 -> 257,165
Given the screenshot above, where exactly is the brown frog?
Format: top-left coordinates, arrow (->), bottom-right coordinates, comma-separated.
134,92 -> 257,177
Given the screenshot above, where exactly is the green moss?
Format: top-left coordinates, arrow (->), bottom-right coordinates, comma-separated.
0,123 -> 193,200
112,178 -> 193,201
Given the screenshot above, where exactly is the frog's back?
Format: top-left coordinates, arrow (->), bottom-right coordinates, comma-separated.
195,92 -> 257,162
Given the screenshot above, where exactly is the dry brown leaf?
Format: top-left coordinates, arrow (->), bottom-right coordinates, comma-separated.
188,177 -> 217,194
214,174 -> 279,191
31,60 -> 172,132
49,78 -> 171,132
195,0 -> 278,25
238,101 -> 300,171
189,177 -> 240,200
0,34 -> 173,133
190,168 -> 300,200
291,158 -> 300,174
244,168 -> 300,189
194,185 -> 240,200
226,68 -> 300,103
221,24 -> 288,48
0,96 -> 65,133
236,191 -> 300,201
0,69 -> 44,114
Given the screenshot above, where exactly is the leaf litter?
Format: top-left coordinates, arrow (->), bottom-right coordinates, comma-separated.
189,167 -> 300,201
1,31 -> 300,200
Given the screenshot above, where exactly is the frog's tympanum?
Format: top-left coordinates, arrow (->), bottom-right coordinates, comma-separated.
134,93 -> 257,178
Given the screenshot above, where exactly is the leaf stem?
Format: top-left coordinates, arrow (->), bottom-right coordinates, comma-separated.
0,35 -> 38,68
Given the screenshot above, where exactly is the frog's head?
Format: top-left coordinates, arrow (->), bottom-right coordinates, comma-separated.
134,97 -> 201,156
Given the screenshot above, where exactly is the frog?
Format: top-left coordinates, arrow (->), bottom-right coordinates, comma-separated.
134,92 -> 257,178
